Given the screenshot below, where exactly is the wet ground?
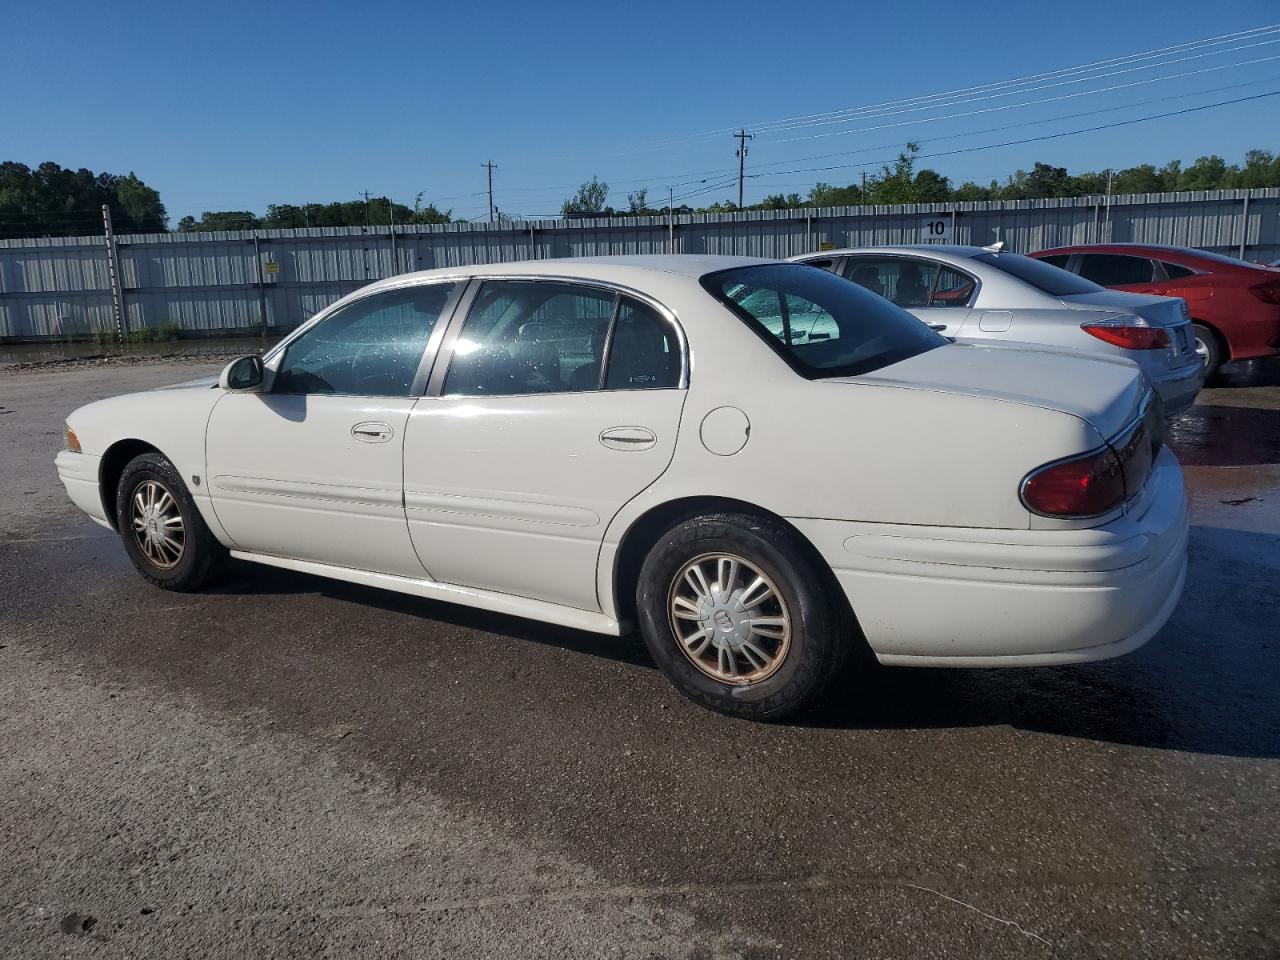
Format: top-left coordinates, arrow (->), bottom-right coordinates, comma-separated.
1,359 -> 1278,958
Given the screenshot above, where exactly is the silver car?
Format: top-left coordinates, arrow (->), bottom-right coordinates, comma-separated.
792,245 -> 1204,416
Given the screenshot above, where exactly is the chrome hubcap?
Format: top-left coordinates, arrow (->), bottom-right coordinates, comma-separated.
130,479 -> 185,569
668,553 -> 791,685
1194,336 -> 1211,367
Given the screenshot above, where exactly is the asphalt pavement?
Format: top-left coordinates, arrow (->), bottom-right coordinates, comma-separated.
1,357 -> 1278,959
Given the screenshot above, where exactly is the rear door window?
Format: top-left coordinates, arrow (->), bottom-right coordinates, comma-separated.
1077,254 -> 1158,286
442,281 -> 681,396
1036,254 -> 1071,269
841,257 -> 939,307
443,281 -> 615,395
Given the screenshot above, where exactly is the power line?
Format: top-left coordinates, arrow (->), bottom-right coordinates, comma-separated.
579,24 -> 1280,155
748,73 -> 1280,172
744,89 -> 1280,184
765,50 -> 1280,144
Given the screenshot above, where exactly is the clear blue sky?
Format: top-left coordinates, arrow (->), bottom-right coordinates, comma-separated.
3,0 -> 1279,224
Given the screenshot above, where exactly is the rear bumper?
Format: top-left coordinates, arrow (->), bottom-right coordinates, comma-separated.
791,447 -> 1189,666
55,450 -> 110,526
1150,360 -> 1204,416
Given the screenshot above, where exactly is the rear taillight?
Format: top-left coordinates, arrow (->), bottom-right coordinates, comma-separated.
1021,403 -> 1160,519
1080,315 -> 1170,350
1250,279 -> 1280,305
1021,448 -> 1126,518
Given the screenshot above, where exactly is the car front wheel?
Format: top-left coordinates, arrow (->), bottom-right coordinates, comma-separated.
636,511 -> 851,720
116,452 -> 226,591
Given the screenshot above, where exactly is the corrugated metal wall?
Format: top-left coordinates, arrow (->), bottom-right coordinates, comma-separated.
3,189 -> 1278,340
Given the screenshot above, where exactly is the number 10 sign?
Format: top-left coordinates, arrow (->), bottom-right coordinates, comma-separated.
920,216 -> 952,242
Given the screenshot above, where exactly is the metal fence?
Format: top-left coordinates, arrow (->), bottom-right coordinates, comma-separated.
3,189 -> 1279,341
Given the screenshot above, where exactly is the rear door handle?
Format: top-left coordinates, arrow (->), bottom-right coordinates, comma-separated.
926,323 -> 947,332
600,426 -> 657,451
352,421 -> 393,443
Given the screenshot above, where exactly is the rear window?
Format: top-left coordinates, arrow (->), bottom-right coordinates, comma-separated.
973,252 -> 1102,296
702,263 -> 946,379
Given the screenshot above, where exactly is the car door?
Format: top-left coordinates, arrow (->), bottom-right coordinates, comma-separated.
841,255 -> 974,336
401,278 -> 686,611
205,281 -> 461,577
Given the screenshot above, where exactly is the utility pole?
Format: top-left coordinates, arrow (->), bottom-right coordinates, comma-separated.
101,204 -> 126,344
861,171 -> 867,199
1104,169 -> 1114,240
668,186 -> 674,253
362,190 -> 372,228
734,129 -> 753,209
482,160 -> 498,224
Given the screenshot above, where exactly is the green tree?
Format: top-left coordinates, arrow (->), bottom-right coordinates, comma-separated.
1024,162 -> 1072,199
0,161 -> 168,237
808,181 -> 862,206
562,176 -> 610,216
1178,155 -> 1229,191
112,173 -> 167,231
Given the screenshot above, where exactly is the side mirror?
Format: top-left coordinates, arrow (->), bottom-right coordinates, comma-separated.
219,355 -> 265,392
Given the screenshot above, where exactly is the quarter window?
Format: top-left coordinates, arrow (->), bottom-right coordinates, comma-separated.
930,267 -> 976,308
1158,261 -> 1196,280
605,299 -> 681,390
273,283 -> 457,396
1077,254 -> 1157,286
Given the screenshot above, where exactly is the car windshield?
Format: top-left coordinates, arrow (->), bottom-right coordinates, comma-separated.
973,251 -> 1102,296
702,263 -> 945,378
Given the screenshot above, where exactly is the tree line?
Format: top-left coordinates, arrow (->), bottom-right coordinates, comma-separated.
561,145 -> 1280,216
0,162 -> 167,238
4,147 -> 1279,239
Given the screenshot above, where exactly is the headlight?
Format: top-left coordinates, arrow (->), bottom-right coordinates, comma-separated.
65,424 -> 81,453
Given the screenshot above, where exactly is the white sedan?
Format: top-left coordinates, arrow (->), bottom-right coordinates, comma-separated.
56,256 -> 1188,719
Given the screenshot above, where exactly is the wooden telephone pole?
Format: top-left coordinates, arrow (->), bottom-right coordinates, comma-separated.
734,129 -> 753,209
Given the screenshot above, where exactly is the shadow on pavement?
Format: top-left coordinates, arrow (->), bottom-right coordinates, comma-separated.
195,523 -> 1280,760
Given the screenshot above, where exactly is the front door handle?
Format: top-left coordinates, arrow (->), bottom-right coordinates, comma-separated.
600,426 -> 657,451
351,421 -> 393,443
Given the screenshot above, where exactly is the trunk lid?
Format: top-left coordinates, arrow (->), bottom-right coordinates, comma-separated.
841,341 -> 1147,440
1057,290 -> 1196,358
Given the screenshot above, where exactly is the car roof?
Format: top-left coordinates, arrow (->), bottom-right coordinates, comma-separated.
371,254 -> 773,288
792,245 -> 1001,265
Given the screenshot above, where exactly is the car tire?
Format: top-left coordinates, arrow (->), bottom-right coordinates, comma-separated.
1192,323 -> 1222,379
115,452 -> 226,591
635,511 -> 851,720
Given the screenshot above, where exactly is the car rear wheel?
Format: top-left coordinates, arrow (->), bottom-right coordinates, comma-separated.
635,511 -> 851,720
1192,323 -> 1222,379
116,452 -> 226,591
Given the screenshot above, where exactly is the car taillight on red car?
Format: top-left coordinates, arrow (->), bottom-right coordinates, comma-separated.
1021,403 -> 1161,518
1079,315 -> 1171,350
1249,278 -> 1280,305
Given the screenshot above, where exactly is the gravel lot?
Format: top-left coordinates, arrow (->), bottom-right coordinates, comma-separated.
1,358 -> 1278,958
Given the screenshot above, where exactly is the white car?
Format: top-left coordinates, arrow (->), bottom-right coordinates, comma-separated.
56,256 -> 1188,719
792,245 -> 1204,416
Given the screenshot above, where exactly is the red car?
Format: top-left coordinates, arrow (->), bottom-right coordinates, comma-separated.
1028,243 -> 1280,376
